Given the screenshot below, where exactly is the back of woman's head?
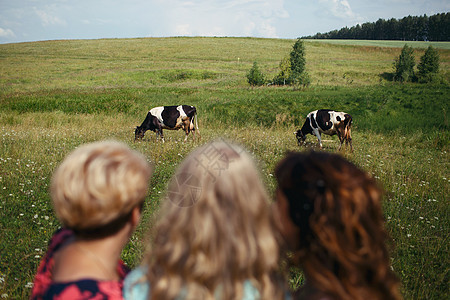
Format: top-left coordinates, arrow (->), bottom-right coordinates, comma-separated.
275,151 -> 401,300
148,140 -> 282,300
51,140 -> 152,235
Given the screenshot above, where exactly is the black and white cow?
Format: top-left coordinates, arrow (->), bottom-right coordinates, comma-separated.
295,109 -> 352,151
135,105 -> 199,142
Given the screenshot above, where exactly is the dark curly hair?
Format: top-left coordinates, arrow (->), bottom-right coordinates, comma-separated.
275,151 -> 402,300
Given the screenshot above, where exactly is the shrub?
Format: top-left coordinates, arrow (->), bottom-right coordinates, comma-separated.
272,56 -> 292,85
247,62 -> 265,86
417,46 -> 440,83
393,45 -> 416,82
296,71 -> 311,87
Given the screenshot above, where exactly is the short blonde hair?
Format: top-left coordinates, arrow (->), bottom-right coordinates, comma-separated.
146,140 -> 284,300
51,140 -> 152,233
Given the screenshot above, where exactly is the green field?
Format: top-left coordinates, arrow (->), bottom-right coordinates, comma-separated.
307,39 -> 450,50
0,37 -> 449,299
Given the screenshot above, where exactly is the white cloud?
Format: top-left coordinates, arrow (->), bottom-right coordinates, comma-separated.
175,24 -> 192,35
259,22 -> 278,38
0,28 -> 15,38
164,0 -> 288,38
319,0 -> 360,20
34,7 -> 66,26
332,0 -> 354,18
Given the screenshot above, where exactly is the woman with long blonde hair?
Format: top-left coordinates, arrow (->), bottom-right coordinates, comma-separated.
124,140 -> 288,300
274,151 -> 402,300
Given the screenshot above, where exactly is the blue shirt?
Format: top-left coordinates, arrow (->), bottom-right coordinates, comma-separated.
123,266 -> 291,300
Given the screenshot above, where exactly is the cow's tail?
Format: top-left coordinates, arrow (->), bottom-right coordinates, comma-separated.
193,109 -> 200,139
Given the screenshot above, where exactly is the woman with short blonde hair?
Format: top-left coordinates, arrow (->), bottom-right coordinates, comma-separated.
124,140 -> 287,300
31,140 -> 153,300
51,140 -> 151,234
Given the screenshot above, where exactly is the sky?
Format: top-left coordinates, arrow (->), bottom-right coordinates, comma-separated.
0,0 -> 448,44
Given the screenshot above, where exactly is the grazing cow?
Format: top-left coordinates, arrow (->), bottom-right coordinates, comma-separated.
135,105 -> 199,142
295,109 -> 352,151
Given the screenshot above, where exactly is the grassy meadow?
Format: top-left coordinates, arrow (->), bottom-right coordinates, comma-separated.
0,37 -> 449,299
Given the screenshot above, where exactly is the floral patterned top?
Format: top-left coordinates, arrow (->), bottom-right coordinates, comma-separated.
30,228 -> 130,300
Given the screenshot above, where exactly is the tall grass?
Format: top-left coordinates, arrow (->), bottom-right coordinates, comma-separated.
1,37 -> 449,94
0,37 -> 448,299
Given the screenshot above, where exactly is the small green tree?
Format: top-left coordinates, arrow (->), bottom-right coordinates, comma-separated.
272,56 -> 292,85
417,45 -> 440,83
393,45 -> 416,82
289,38 -> 310,87
247,62 -> 265,86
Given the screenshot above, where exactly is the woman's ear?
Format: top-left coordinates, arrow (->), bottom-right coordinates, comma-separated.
130,205 -> 142,228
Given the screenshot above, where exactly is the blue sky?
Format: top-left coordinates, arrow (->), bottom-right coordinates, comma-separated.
0,0 -> 448,44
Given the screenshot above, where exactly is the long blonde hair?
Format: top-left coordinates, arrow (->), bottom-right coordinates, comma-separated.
145,140 -> 284,300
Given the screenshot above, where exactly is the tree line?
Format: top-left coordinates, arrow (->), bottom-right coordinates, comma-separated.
302,13 -> 449,41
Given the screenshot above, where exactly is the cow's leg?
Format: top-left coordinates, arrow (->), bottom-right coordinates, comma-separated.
189,121 -> 196,141
346,138 -> 353,152
313,129 -> 323,148
182,119 -> 191,142
347,127 -> 353,151
156,124 -> 164,143
160,129 -> 165,143
337,131 -> 344,151
155,130 -> 163,142
191,127 -> 195,141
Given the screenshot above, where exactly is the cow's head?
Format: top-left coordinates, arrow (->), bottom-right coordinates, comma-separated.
295,130 -> 306,146
134,126 -> 145,141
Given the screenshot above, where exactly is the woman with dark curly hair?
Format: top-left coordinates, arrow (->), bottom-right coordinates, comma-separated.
274,151 -> 402,300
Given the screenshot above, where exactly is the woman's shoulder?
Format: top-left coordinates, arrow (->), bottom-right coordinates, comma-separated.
43,278 -> 124,300
30,228 -> 75,299
243,280 -> 292,300
123,265 -> 150,300
242,280 -> 260,299
122,272 -> 291,300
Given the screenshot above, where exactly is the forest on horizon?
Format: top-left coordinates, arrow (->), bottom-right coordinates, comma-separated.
303,12 -> 449,42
